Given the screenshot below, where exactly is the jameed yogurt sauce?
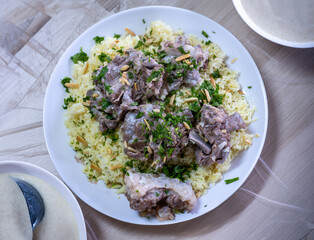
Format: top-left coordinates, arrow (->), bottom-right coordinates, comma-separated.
0,173 -> 79,240
240,0 -> 314,43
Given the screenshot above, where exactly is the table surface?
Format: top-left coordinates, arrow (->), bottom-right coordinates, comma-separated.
1,0 -> 313,239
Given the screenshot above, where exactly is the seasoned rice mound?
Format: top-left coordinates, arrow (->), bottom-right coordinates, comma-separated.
64,21 -> 255,196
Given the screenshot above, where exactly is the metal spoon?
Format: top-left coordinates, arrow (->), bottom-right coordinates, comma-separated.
12,178 -> 45,229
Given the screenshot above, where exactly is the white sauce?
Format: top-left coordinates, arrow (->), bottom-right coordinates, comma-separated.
0,173 -> 79,240
0,174 -> 33,240
240,0 -> 314,42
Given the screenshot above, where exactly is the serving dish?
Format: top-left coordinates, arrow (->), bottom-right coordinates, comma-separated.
0,161 -> 87,239
43,6 -> 268,225
233,0 -> 314,48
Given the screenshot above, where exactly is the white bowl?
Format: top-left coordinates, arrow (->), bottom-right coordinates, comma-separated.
0,161 -> 87,240
43,6 -> 268,225
233,0 -> 314,48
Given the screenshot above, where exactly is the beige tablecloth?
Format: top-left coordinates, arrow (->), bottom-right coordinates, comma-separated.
1,0 -> 313,239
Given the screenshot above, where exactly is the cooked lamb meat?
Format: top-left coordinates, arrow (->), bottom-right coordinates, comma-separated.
86,48 -> 164,132
121,104 -> 193,169
121,104 -> 156,161
158,36 -> 209,98
223,112 -> 247,132
190,104 -> 247,167
124,170 -> 197,220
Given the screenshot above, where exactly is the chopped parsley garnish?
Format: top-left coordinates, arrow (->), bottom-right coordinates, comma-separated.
106,114 -> 113,119
202,30 -> 209,38
116,48 -> 124,55
62,96 -> 76,109
93,66 -> 112,85
146,70 -> 161,82
102,129 -> 119,142
189,101 -> 202,113
93,36 -> 104,44
98,53 -> 111,63
162,164 -> 196,181
130,102 -> 139,106
189,80 -> 225,110
164,189 -> 169,194
70,47 -> 89,64
104,82 -> 113,94
142,19 -> 146,24
155,192 -> 160,197
100,66 -> 108,77
142,50 -> 152,56
157,50 -> 167,59
161,59 -> 195,82
125,160 -> 134,168
204,205 -> 207,207
135,111 -> 144,119
93,66 -> 109,85
134,40 -> 146,49
211,69 -> 222,79
61,77 -> 71,93
225,177 -> 239,184
144,108 -> 192,157
177,46 -> 188,54
101,99 -> 112,110
212,31 -> 216,34
127,72 -> 134,79
248,86 -> 252,89
113,33 -> 121,39
205,40 -> 212,45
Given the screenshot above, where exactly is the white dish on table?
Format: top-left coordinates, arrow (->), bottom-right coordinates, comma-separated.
0,161 -> 87,239
233,0 -> 314,48
43,6 -> 268,225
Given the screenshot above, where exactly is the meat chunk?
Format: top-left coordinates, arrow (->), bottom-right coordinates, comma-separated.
158,36 -> 209,98
191,104 -> 247,167
86,49 -> 164,132
121,104 -> 193,169
124,170 -> 197,220
223,112 -> 247,132
121,104 -> 156,161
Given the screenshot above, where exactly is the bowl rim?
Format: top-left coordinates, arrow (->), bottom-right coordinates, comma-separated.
0,161 -> 87,239
232,0 -> 314,48
43,5 -> 268,225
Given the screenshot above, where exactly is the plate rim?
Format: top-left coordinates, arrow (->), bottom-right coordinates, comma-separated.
43,5 -> 268,225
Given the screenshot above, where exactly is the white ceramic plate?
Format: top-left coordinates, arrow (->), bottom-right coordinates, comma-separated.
0,161 -> 86,239
43,6 -> 268,225
233,0 -> 314,48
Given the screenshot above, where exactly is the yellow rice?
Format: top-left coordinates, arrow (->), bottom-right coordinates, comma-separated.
64,21 -> 255,196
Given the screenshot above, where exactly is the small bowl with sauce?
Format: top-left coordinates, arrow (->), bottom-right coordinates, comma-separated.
0,161 -> 87,240
233,0 -> 314,48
